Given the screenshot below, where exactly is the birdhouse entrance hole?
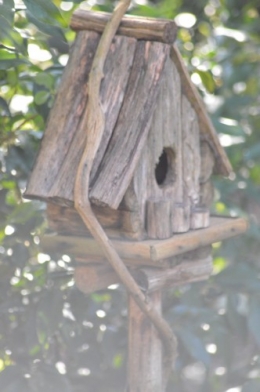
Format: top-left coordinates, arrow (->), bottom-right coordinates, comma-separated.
155,148 -> 175,187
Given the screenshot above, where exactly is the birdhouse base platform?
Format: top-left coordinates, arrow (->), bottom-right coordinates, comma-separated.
42,216 -> 247,264
42,216 -> 247,293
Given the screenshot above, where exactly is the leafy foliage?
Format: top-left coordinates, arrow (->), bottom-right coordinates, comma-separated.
0,0 -> 260,391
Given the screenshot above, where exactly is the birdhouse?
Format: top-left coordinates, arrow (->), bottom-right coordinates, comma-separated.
25,10 -> 247,291
25,9 -> 248,390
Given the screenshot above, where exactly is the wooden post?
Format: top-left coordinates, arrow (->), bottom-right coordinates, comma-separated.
127,290 -> 163,392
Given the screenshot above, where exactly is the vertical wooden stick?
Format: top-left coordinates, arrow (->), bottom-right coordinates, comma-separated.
127,291 -> 163,392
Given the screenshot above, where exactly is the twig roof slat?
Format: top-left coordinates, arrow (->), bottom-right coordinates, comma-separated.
90,41 -> 170,209
25,32 -> 137,204
70,9 -> 178,44
170,45 -> 232,176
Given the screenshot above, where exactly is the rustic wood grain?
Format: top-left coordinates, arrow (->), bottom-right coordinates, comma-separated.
200,180 -> 215,208
74,264 -> 119,294
146,198 -> 172,239
46,203 -> 144,239
25,31 -> 99,202
41,216 -> 248,262
25,32 -> 136,204
127,291 -> 162,392
74,254 -> 171,268
172,203 -> 190,233
124,56 -> 184,232
170,45 -> 232,177
137,256 -> 213,292
58,246 -> 211,269
90,41 -> 170,209
181,94 -> 201,230
70,9 -> 177,44
151,216 -> 248,261
74,256 -> 213,294
190,206 -> 210,229
200,141 -> 215,183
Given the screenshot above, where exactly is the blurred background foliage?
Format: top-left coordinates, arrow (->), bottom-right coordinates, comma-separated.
0,0 -> 260,391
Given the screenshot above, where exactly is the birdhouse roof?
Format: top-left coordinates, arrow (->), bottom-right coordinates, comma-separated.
25,10 -> 232,210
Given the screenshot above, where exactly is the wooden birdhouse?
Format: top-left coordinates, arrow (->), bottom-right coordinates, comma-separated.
26,9 -> 246,273
25,9 -> 248,390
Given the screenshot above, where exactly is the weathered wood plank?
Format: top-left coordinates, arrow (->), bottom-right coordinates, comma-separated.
172,203 -> 190,233
181,95 -> 201,230
74,264 -> 119,294
90,41 -> 170,209
70,9 -> 177,44
127,291 -> 162,392
170,45 -> 232,177
74,255 -> 171,268
135,256 -> 212,292
200,180 -> 215,208
125,56 -> 184,231
41,217 -> 248,262
151,216 -> 248,261
46,203 -> 143,239
74,256 -> 213,294
73,246 -> 211,269
190,206 -> 210,229
146,198 -> 172,239
200,141 -> 215,183
25,31 -> 99,202
25,32 -> 137,204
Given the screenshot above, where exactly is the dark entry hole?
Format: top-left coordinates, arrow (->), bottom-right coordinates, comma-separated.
155,148 -> 175,187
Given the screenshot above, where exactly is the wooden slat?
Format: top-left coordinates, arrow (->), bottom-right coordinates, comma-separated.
90,41 -> 170,209
74,264 -> 119,294
146,198 -> 172,239
200,141 -> 215,183
151,216 -> 248,261
46,203 -> 144,240
170,45 -> 232,177
74,256 -> 213,294
25,32 -> 137,204
127,291 -> 162,391
122,56 -> 184,230
182,95 -> 201,207
42,216 -> 247,262
25,31 -> 99,202
70,9 -> 177,44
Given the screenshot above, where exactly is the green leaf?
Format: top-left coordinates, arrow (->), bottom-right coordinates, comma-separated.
195,70 -> 216,93
0,97 -> 11,117
34,91 -> 50,105
0,2 -> 14,23
35,72 -> 54,89
245,143 -> 260,160
28,14 -> 67,42
0,59 -> 28,70
23,0 -> 66,27
8,202 -> 37,224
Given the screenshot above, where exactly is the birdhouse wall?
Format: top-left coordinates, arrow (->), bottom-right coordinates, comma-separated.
122,55 -> 215,238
